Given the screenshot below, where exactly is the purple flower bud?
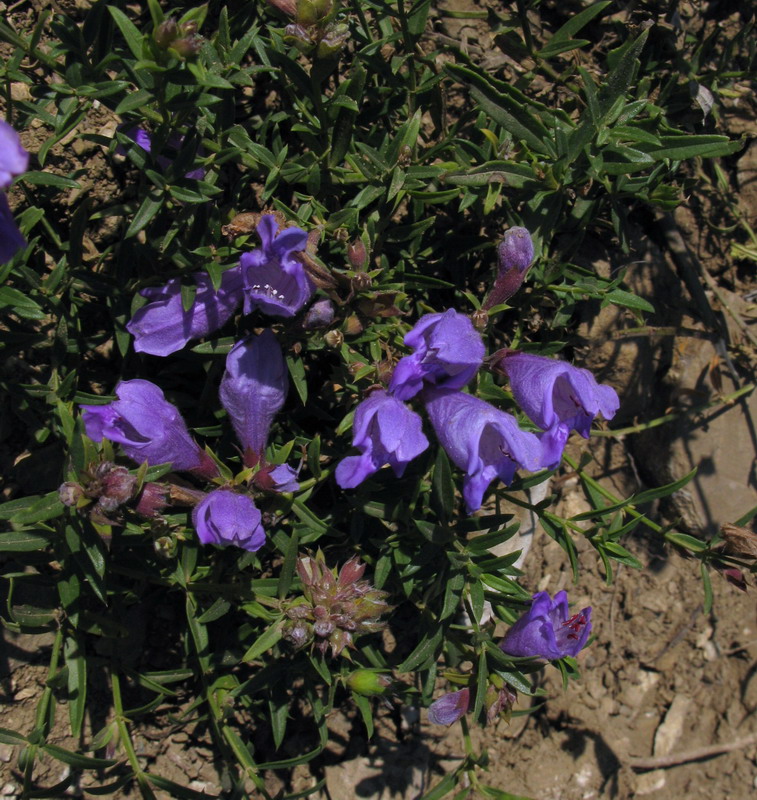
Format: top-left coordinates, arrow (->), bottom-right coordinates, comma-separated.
302,298 -> 335,329
423,388 -> 544,514
253,462 -> 300,493
219,330 -> 288,461
81,380 -> 218,477
192,489 -> 265,552
500,590 -> 592,660
153,18 -> 180,48
0,119 -> 29,190
126,266 -> 244,356
389,309 -> 485,401
482,227 -> 534,310
335,390 -> 429,488
498,227 -> 534,275
241,215 -> 314,317
500,352 -> 619,468
428,688 -> 470,726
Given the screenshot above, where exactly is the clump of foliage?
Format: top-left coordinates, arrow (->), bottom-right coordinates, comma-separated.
0,1 -> 753,798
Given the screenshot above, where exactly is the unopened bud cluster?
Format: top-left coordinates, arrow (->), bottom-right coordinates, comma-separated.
282,553 -> 391,657
267,0 -> 349,58
153,18 -> 203,60
59,461 -> 137,524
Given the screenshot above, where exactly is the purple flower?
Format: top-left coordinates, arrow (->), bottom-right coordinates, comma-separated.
335,390 -> 429,489
500,352 -> 619,468
423,388 -> 544,514
126,266 -> 244,356
0,120 -> 29,263
482,227 -> 534,310
193,488 -> 265,552
388,309 -> 485,401
118,126 -> 205,180
220,330 -> 286,455
428,689 -> 470,726
500,591 -> 592,660
81,379 -> 218,478
0,120 -> 29,189
241,215 -> 314,317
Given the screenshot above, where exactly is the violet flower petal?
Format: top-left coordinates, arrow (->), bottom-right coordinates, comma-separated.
0,120 -> 29,190
335,390 -> 429,488
423,388 -> 544,514
193,489 -> 265,552
126,266 -> 244,356
219,329 -> 288,458
500,590 -> 592,660
81,379 -> 213,474
389,309 -> 485,401
502,352 -> 619,466
428,689 -> 470,726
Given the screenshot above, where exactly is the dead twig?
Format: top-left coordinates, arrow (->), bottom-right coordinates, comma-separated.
628,733 -> 757,770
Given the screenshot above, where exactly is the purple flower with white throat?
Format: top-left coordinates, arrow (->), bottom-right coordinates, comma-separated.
0,119 -> 29,263
219,330 -> 299,491
241,214 -> 314,317
388,309 -> 485,401
423,388 -> 544,514
428,689 -> 470,726
81,379 -> 218,479
500,590 -> 592,660
193,489 -> 265,552
335,390 -> 429,489
126,266 -> 245,356
499,352 -> 619,468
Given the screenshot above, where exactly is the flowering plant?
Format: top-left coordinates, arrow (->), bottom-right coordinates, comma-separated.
0,4 -> 746,799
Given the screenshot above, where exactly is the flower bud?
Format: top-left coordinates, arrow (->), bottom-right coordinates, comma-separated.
323,329 -> 344,348
303,298 -> 335,329
101,466 -> 138,506
170,35 -> 204,60
316,22 -> 349,58
347,238 -> 368,271
266,0 -> 298,16
347,670 -> 392,696
59,481 -> 84,507
135,482 -> 169,518
482,227 -> 535,311
153,18 -> 179,48
497,227 -> 534,275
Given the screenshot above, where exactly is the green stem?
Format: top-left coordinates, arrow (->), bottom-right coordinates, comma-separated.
396,0 -> 417,113
112,673 -> 157,800
594,382 -> 756,438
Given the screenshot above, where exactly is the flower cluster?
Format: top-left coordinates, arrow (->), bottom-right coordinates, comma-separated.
282,553 -> 391,657
0,119 -> 29,264
126,214 -> 313,356
79,331 -> 298,551
336,228 -> 619,513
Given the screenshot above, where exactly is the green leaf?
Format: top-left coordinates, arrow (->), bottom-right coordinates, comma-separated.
286,355 -> 308,405
22,171 -> 80,189
0,727 -> 28,746
64,634 -> 86,738
445,64 -> 552,155
108,6 -> 145,60
397,622 -> 443,672
242,621 -> 283,662
42,743 -> 116,769
0,531 -> 54,551
125,192 -> 164,238
196,597 -> 231,624
603,289 -> 654,313
646,135 -> 741,161
114,89 -> 154,115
